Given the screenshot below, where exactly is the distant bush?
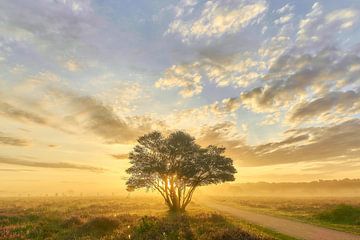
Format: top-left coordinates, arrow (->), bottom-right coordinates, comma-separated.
317,204 -> 360,225
130,213 -> 266,240
79,217 -> 120,236
131,215 -> 194,240
27,217 -> 63,239
62,216 -> 83,227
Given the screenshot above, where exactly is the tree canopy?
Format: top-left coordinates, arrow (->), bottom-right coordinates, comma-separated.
126,131 -> 237,212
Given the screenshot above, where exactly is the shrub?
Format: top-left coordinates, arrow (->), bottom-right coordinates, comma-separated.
131,215 -> 194,240
62,216 -> 83,227
79,217 -> 120,236
317,204 -> 360,225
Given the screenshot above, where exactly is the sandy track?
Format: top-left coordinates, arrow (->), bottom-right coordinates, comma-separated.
204,202 -> 360,240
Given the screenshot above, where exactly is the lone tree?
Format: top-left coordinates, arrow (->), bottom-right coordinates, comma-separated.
126,131 -> 236,212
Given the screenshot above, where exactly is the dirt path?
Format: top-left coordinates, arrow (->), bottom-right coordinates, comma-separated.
204,202 -> 360,240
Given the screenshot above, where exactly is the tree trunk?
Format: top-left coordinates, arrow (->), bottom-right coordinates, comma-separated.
169,204 -> 184,212
156,179 -> 197,212
167,196 -> 184,212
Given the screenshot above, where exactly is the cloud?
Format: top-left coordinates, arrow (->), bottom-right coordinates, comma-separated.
158,2 -> 360,121
260,112 -> 281,126
240,47 -> 360,113
0,132 -> 29,146
156,57 -> 265,97
0,0 -> 359,180
253,134 -> 310,155
2,72 -> 161,144
203,57 -> 264,87
297,3 -> 359,49
155,63 -> 203,98
0,0 -> 99,59
211,97 -> 242,114
62,92 -> 142,143
110,153 -> 128,160
1,69 -> 161,144
0,98 -> 73,134
95,81 -> 146,115
159,102 -> 243,137
167,0 -> 267,42
64,59 -> 81,72
0,168 -> 34,172
223,3 -> 360,122
275,14 -> 294,25
302,160 -> 360,174
197,122 -> 247,150
0,101 -> 47,124
258,20 -> 294,67
288,90 -> 360,123
248,119 -> 360,166
0,0 -> 171,74
51,88 -> 161,144
196,122 -> 251,164
197,119 -> 360,167
171,0 -> 197,18
0,156 -> 105,172
276,4 -> 294,14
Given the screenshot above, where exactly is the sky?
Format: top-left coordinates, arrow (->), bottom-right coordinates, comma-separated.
1,0 -> 360,196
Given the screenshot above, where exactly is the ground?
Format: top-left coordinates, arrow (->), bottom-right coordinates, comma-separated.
0,196 -> 289,240
0,196 -> 359,240
208,196 -> 360,235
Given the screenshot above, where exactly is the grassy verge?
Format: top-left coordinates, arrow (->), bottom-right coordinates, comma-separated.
198,202 -> 299,240
230,218 -> 299,240
209,196 -> 360,235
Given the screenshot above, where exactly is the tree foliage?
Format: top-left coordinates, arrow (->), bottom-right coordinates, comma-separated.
126,131 -> 237,211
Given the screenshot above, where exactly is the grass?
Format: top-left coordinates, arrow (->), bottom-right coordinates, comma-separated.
0,196 -> 295,240
210,196 -> 360,235
317,204 -> 360,225
199,203 -> 298,240
230,219 -> 298,240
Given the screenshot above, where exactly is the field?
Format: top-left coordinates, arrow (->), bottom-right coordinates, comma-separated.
0,196 -> 294,240
210,196 -> 360,235
2,196 -> 359,240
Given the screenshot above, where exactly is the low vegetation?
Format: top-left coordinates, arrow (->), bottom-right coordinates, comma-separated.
211,196 -> 360,234
317,204 -> 360,225
0,196 -> 287,240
